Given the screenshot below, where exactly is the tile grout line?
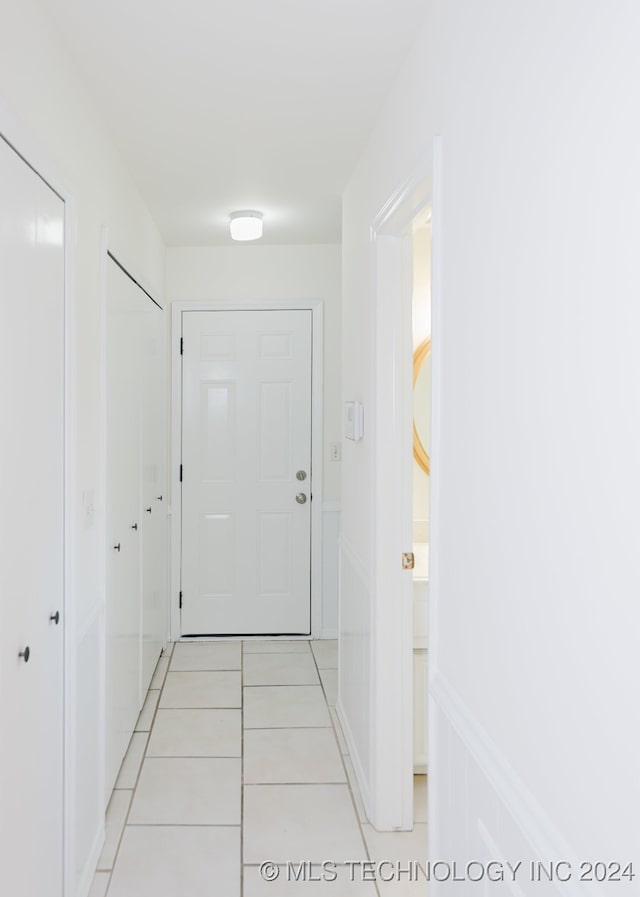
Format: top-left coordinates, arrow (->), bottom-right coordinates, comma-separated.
100,639 -> 379,896
101,642 -> 175,895
310,642 -> 382,897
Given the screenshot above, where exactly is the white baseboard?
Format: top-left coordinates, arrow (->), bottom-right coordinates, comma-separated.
76,825 -> 105,897
336,697 -> 372,823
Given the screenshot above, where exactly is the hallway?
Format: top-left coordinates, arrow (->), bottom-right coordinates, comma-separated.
90,640 -> 427,896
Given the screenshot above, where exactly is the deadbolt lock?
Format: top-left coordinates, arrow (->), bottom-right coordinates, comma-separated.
296,470 -> 307,481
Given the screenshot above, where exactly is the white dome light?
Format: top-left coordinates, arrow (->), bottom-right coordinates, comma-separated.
229,210 -> 263,241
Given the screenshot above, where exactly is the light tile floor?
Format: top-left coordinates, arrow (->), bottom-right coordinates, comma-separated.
92,640 -> 428,897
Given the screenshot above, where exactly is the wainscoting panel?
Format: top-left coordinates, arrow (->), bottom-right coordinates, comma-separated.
321,503 -> 340,638
430,674 -> 606,897
336,535 -> 372,818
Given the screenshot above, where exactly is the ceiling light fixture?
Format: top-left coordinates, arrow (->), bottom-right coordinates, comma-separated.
229,210 -> 263,241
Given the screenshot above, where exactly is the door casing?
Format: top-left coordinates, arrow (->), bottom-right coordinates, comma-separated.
170,301 -> 324,641
364,146 -> 439,831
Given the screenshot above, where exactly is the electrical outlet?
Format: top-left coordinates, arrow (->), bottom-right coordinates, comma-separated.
330,442 -> 342,462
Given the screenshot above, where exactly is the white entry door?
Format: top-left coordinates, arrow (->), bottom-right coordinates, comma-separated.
0,136 -> 65,894
181,310 -> 312,634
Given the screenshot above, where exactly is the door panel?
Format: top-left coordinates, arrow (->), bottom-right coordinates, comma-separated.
105,263 -> 145,792
140,301 -> 165,693
0,136 -> 64,896
181,310 -> 312,635
105,258 -> 165,793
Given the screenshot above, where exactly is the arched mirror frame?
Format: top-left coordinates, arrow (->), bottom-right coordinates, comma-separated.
413,336 -> 431,475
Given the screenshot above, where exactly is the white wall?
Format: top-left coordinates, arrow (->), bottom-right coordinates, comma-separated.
167,244 -> 342,634
0,2 -> 165,895
341,0 -> 640,884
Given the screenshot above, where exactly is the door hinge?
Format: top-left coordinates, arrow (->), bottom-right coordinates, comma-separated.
179,591 -> 183,609
180,336 -> 184,355
179,463 -> 183,482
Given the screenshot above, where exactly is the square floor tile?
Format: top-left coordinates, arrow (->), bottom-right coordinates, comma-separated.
88,872 -> 110,897
414,775 -> 427,824
150,655 -> 170,689
108,825 -> 240,897
244,640 -> 311,653
97,789 -> 131,870
244,728 -> 346,783
244,652 -> 320,686
244,784 -> 365,864
159,670 -> 241,708
147,708 -> 241,757
244,685 -> 331,728
135,689 -> 160,731
311,639 -> 338,668
360,823 -> 428,864
128,757 -> 241,824
377,875 -> 430,896
170,640 -> 241,671
243,864 -> 378,895
114,732 -> 148,789
320,668 -> 338,705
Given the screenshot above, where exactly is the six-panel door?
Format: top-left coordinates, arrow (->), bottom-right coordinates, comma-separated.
181,310 -> 312,635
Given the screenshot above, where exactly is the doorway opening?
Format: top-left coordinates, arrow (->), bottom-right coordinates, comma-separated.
411,206 -> 432,825
368,152 -> 437,832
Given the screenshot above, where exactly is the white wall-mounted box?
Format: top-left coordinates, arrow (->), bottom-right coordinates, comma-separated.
344,401 -> 364,440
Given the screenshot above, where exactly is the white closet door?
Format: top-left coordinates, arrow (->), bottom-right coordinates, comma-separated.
105,261 -> 145,792
140,301 -> 165,692
181,309 -> 312,635
0,137 -> 64,895
106,258 -> 165,792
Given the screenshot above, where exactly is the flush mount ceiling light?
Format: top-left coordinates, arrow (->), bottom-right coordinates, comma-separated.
229,210 -> 263,241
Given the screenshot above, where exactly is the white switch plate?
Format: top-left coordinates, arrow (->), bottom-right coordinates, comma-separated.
344,401 -> 364,440
330,442 -> 342,461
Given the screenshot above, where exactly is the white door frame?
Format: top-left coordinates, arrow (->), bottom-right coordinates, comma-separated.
368,143 -> 440,830
0,106 -> 77,895
170,300 -> 324,641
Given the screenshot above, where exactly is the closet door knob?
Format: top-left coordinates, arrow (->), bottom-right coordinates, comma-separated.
145,507 -> 152,514
113,543 -> 121,552
50,611 -> 60,625
156,495 -> 163,501
131,523 -> 138,530
19,646 -> 30,663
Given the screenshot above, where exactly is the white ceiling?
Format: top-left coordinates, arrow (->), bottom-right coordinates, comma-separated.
36,0 -> 427,245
